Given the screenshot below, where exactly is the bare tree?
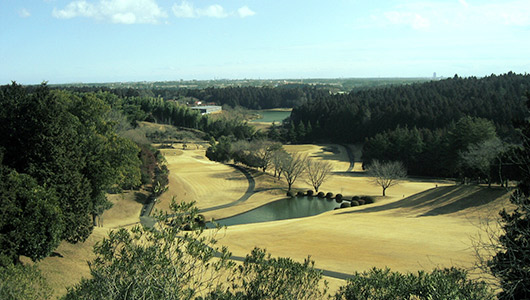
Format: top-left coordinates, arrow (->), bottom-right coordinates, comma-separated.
368,160 -> 407,196
305,159 -> 333,193
281,153 -> 307,191
253,141 -> 283,173
272,149 -> 289,180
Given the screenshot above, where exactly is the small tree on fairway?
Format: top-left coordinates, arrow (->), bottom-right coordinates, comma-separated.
459,136 -> 505,187
281,153 -> 307,192
272,149 -> 289,180
367,160 -> 407,196
305,159 -> 333,193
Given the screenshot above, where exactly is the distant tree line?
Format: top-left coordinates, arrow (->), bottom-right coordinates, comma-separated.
288,72 -> 530,143
56,84 -> 330,110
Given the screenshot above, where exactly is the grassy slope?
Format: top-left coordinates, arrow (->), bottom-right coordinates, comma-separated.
34,142 -> 511,297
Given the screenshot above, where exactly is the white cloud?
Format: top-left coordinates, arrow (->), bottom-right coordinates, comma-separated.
52,0 -> 167,24
172,1 -> 195,18
197,4 -> 228,18
373,0 -> 530,31
19,8 -> 31,18
172,1 -> 255,19
237,6 -> 255,18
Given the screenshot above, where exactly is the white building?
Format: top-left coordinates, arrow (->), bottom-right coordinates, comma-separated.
191,105 -> 222,115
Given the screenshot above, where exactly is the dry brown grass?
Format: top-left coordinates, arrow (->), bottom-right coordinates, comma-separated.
35,143 -> 511,297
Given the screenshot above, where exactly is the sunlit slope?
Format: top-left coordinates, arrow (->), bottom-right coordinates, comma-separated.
217,185 -> 511,277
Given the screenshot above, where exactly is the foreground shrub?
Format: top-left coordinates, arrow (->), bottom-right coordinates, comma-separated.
326,192 -> 334,199
287,191 -> 294,198
351,196 -> 360,201
297,191 -> 305,197
0,264 -> 52,300
335,194 -> 343,201
63,201 -> 329,300
334,267 -> 494,300
350,200 -> 359,206
63,201 -> 235,300
306,190 -> 314,197
207,248 -> 328,300
340,202 -> 351,208
361,196 -> 375,204
358,199 -> 365,205
317,192 -> 325,198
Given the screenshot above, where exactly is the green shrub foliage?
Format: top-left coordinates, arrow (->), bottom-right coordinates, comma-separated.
63,201 -> 328,300
340,202 -> 351,208
361,196 -> 375,204
350,200 -> 360,206
326,192 -> 334,199
358,199 -> 365,205
207,248 -> 328,300
297,191 -> 305,197
335,194 -> 343,201
307,190 -> 314,197
334,267 -> 494,300
317,192 -> 325,198
0,264 -> 53,300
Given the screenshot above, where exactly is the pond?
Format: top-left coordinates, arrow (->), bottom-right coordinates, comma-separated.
207,196 -> 343,227
250,110 -> 291,123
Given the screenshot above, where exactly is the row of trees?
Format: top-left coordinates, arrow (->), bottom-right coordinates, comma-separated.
59,84 -> 330,110
206,139 -> 334,192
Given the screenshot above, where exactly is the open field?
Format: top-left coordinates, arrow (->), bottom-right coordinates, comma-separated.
34,143 -> 511,297
160,143 -> 510,291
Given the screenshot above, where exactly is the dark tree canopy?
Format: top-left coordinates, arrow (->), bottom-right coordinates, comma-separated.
0,83 -> 142,263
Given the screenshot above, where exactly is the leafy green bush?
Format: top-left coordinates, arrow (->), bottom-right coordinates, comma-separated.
326,192 -> 334,199
352,196 -> 360,201
286,191 -> 294,198
0,264 -> 52,300
317,192 -> 325,198
340,202 -> 351,208
350,200 -> 359,206
334,267 -> 494,300
63,201 -> 328,300
206,248 -> 328,300
361,196 -> 375,204
336,194 -> 343,201
306,190 -> 314,197
297,191 -> 305,197
358,199 -> 365,205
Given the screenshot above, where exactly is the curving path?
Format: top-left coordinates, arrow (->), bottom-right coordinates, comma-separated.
199,164 -> 256,213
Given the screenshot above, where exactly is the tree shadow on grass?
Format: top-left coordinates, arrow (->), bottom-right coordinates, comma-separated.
134,192 -> 148,204
336,185 -> 510,217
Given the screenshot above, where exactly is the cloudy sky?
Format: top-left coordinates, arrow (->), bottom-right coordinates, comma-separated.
1,0 -> 529,84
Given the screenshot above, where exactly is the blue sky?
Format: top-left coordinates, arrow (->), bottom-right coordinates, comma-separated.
1,0 -> 529,84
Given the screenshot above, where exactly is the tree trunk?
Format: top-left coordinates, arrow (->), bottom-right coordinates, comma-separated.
382,187 -> 386,196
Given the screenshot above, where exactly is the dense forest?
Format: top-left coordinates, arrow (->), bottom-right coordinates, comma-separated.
288,72 -> 530,143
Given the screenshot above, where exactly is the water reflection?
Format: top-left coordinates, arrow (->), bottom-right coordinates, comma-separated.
208,196 -> 342,227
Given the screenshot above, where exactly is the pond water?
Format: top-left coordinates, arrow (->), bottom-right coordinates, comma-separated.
250,110 -> 291,123
208,196 -> 343,227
